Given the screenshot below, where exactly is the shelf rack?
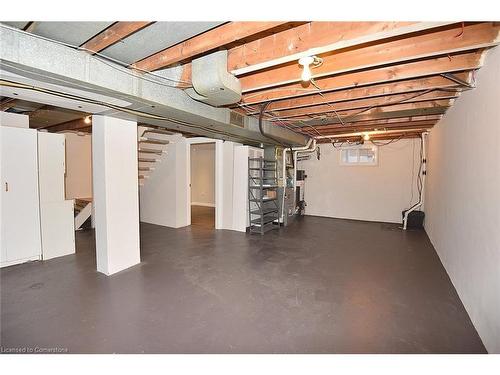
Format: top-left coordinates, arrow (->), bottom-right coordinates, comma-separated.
248,157 -> 280,235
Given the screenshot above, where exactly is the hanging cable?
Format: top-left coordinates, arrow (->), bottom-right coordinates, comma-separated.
310,78 -> 345,126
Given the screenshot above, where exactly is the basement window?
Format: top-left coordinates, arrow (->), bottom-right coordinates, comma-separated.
340,145 -> 378,166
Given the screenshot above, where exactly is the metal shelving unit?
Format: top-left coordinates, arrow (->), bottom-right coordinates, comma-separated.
248,157 -> 279,235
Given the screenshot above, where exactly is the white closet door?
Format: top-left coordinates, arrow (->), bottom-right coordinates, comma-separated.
37,132 -> 75,260
0,127 -> 41,267
38,132 -> 65,203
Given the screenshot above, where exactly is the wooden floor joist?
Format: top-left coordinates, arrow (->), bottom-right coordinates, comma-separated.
239,22 -> 500,92
296,106 -> 450,128
81,22 -> 153,53
229,22 -> 454,76
305,120 -> 438,135
240,51 -> 483,105
272,91 -> 459,119
132,22 -> 294,72
242,74 -> 467,114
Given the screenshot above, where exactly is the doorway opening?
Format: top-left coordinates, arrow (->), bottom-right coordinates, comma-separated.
189,142 -> 216,229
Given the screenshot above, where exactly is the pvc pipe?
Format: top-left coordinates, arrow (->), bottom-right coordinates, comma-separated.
293,140 -> 318,211
281,138 -> 315,221
403,132 -> 428,230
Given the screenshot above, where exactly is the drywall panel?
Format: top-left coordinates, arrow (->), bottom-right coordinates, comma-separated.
64,132 -> 92,199
232,145 -> 264,232
140,135 -> 189,228
424,48 -> 500,353
38,132 -> 65,203
0,126 -> 41,267
299,139 -> 421,223
190,143 -> 215,206
40,200 -> 75,260
92,116 -> 140,276
219,141 -> 236,230
0,111 -> 29,128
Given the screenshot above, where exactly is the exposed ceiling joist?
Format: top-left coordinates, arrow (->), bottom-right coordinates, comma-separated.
297,106 -> 449,127
239,22 -> 500,93
307,120 -> 438,135
316,131 -> 425,143
242,74 -> 467,114
0,97 -> 17,111
240,51 -> 483,105
131,22 -> 294,71
271,91 -> 459,119
229,22 -> 454,76
42,118 -> 90,132
81,22 -> 153,53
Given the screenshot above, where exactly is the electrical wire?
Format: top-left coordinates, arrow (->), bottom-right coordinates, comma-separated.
409,138 -> 416,207
370,134 -> 405,146
310,78 -> 345,126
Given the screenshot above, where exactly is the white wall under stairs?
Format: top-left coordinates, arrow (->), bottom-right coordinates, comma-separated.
139,133 -> 188,228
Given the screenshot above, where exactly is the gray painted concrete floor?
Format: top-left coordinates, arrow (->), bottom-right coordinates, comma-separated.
0,216 -> 486,353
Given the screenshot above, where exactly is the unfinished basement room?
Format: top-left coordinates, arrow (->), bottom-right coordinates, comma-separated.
1,2 -> 500,372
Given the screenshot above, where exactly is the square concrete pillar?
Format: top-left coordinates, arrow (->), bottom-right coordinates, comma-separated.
92,115 -> 140,275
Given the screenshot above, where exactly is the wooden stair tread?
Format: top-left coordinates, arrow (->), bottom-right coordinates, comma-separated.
139,138 -> 169,145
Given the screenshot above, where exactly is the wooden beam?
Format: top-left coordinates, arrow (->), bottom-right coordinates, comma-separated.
81,22 -> 153,53
240,51 -> 483,105
242,74 -> 467,114
229,22 -> 455,76
0,98 -> 17,111
317,131 -> 424,143
43,118 -> 89,133
306,120 -> 438,135
296,106 -> 449,127
132,22 -> 293,72
287,100 -> 452,127
239,22 -> 500,93
273,91 -> 459,119
307,115 -> 443,128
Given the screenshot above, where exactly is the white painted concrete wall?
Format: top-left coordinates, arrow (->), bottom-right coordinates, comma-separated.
141,135 -> 255,232
63,132 -> 92,199
299,139 -> 421,223
92,116 -> 140,276
140,135 -> 189,228
190,143 -> 215,206
424,48 -> 500,353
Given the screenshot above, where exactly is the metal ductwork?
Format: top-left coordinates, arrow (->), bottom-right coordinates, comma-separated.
185,50 -> 242,106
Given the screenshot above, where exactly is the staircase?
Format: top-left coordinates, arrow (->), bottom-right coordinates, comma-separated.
74,198 -> 92,230
137,127 -> 171,186
72,127 -> 170,231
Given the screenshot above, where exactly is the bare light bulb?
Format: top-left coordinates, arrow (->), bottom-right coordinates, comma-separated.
363,133 -> 370,141
84,116 -> 91,124
301,64 -> 312,82
298,56 -> 315,82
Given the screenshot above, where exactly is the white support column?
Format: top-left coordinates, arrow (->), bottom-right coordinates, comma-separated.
92,115 -> 140,275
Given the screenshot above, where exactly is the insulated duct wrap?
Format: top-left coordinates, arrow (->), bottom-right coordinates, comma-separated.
185,50 -> 242,106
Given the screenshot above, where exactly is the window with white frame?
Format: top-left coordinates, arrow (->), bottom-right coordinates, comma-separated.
339,145 -> 378,166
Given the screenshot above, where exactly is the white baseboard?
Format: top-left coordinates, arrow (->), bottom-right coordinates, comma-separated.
191,202 -> 215,208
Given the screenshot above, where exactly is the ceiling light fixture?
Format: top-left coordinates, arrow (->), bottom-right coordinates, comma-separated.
84,115 -> 91,124
298,55 -> 323,82
363,133 -> 370,141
